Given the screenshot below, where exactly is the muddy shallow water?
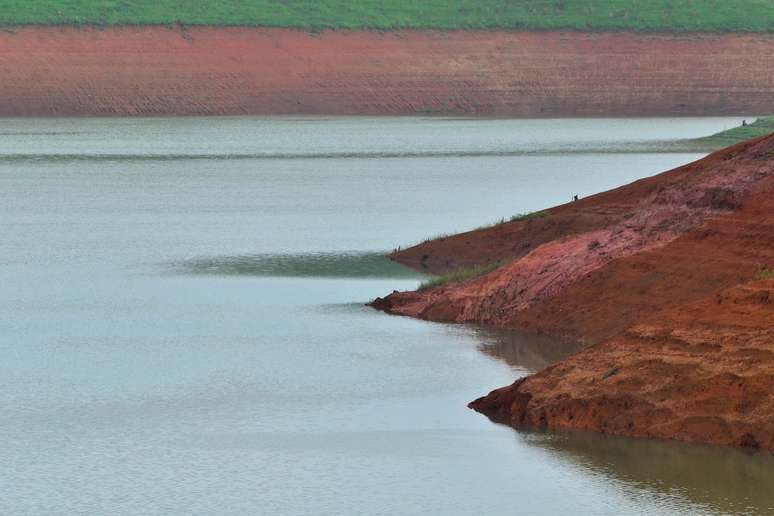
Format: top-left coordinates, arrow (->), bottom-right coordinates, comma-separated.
1,116 -> 772,515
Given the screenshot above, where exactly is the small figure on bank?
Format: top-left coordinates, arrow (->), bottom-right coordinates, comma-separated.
573,195 -> 579,202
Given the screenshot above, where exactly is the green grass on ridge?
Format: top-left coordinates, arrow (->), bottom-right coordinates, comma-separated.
696,117 -> 774,146
0,1 -> 773,31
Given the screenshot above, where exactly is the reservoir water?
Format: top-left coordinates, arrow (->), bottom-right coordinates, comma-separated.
2,117 -> 773,515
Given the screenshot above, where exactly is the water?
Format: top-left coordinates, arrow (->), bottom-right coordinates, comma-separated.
1,116 -> 772,515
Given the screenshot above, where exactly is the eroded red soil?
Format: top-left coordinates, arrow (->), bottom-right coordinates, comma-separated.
375,135 -> 774,449
0,27 -> 773,116
470,278 -> 774,449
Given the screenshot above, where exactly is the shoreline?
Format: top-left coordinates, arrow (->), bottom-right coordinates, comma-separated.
373,134 -> 774,450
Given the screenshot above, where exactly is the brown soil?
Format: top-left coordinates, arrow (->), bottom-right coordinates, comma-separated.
374,134 -> 774,449
470,278 -> 774,450
0,27 -> 773,116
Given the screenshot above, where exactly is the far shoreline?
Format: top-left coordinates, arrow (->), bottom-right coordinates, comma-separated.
0,27 -> 772,117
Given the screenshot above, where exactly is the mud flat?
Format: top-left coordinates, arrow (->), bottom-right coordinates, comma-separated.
373,134 -> 774,449
0,27 -> 773,116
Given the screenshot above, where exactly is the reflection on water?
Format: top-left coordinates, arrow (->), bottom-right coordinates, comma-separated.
478,327 -> 774,514
168,252 -> 425,279
526,430 -> 774,515
475,327 -> 586,373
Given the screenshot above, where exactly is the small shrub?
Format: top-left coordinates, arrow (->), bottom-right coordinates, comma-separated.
759,268 -> 774,280
420,233 -> 452,244
510,210 -> 549,222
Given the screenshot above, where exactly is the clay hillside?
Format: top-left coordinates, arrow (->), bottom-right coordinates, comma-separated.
373,134 -> 774,450
0,1 -> 772,116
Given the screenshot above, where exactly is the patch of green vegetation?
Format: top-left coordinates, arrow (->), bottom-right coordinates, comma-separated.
759,268 -> 774,280
0,1 -> 772,31
475,210 -> 551,230
418,233 -> 453,245
418,261 -> 503,291
478,218 -> 508,230
510,210 -> 549,222
413,210 -> 550,249
414,210 -> 550,248
696,117 -> 774,147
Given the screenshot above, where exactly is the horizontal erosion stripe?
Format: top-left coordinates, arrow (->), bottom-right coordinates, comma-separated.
0,27 -> 772,117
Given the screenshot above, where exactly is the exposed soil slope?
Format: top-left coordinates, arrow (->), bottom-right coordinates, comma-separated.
0,27 -> 773,116
470,278 -> 774,449
375,135 -> 774,448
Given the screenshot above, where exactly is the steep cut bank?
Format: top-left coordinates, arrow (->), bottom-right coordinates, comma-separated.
1,27 -> 773,116
470,277 -> 774,449
374,134 -> 774,449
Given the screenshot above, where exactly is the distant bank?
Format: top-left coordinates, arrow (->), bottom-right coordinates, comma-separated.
0,27 -> 773,117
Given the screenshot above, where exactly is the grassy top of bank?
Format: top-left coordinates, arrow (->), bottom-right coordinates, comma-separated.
696,117 -> 774,146
411,119 -> 773,282
0,1 -> 773,32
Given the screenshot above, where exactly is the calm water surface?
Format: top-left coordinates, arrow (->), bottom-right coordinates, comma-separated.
1,117 -> 773,515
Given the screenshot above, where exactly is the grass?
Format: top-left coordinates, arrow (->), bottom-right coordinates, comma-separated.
474,210 -> 551,232
473,209 -> 551,231
696,117 -> 774,147
0,1 -> 772,31
418,261 -> 503,291
413,209 -> 550,248
510,210 -> 549,222
418,233 -> 453,245
759,268 -> 774,280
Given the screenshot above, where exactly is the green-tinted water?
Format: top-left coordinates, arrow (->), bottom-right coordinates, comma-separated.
1,116 -> 771,515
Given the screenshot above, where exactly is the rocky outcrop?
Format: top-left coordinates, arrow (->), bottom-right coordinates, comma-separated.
470,278 -> 774,449
375,134 -> 774,449
0,27 -> 773,116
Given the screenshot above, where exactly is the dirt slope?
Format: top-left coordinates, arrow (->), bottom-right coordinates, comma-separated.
0,27 -> 773,116
470,278 -> 774,449
374,135 -> 774,449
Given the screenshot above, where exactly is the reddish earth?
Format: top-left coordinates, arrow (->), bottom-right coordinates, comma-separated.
470,278 -> 774,450
0,26 -> 773,116
373,134 -> 774,449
